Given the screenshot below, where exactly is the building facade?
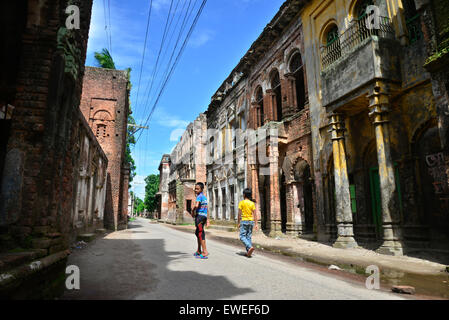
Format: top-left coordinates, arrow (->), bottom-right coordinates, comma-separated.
79,67 -> 131,231
300,0 -> 449,255
246,1 -> 313,237
204,0 -> 313,238
163,114 -> 207,224
207,72 -> 249,224
201,0 -> 449,257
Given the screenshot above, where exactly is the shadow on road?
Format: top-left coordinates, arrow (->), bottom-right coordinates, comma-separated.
62,223 -> 254,300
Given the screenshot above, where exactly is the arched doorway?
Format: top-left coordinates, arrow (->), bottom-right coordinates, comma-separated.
413,122 -> 449,243
292,159 -> 314,234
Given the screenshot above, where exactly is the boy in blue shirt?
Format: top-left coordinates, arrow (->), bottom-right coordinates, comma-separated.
191,182 -> 210,259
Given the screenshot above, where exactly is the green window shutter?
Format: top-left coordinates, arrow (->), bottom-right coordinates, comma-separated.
349,185 -> 357,214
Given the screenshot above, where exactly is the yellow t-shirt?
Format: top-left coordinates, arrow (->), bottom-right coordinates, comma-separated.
239,199 -> 256,221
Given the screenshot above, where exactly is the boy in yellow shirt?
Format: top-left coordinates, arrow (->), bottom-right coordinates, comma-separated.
238,188 -> 258,257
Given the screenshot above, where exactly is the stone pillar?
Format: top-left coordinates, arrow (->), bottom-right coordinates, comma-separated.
266,89 -> 276,123
286,181 -> 304,236
368,84 -> 403,256
269,143 -> 282,237
328,113 -> 358,248
250,164 -> 261,230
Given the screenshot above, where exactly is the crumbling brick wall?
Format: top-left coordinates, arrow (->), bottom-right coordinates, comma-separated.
79,67 -> 130,231
0,0 -> 96,255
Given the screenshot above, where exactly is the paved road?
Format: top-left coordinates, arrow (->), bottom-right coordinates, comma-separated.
63,218 -> 406,300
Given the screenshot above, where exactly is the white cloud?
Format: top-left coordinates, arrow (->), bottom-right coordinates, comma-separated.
152,107 -> 190,128
170,128 -> 185,142
189,30 -> 215,48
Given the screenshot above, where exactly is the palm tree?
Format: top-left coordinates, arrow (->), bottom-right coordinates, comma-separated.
94,48 -> 116,69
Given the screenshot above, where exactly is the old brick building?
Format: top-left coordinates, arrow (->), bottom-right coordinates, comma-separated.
204,0 -> 313,238
202,0 -> 449,257
0,0 -> 104,298
157,154 -> 171,221
245,1 -> 312,237
157,114 -> 207,224
80,67 -> 131,231
207,72 -> 249,224
300,0 -> 449,255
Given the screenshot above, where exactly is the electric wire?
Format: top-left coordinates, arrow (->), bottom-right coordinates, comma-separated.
136,0 -> 208,144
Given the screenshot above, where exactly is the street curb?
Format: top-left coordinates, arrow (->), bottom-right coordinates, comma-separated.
164,223 -> 449,299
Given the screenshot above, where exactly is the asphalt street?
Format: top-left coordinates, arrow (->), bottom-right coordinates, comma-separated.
63,218 -> 407,300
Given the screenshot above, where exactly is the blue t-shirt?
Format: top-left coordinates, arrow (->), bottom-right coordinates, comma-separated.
196,193 -> 208,217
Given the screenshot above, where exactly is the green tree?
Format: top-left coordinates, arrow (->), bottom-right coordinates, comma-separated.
94,48 -> 116,69
135,198 -> 145,215
144,174 -> 160,213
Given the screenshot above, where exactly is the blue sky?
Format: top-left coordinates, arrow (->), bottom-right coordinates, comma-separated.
85,0 -> 285,199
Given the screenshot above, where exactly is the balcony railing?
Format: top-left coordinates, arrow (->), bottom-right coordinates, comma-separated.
321,16 -> 395,70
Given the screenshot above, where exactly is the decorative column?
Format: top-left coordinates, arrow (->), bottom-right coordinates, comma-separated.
269,143 -> 282,237
285,182 -> 297,236
250,164 -> 261,230
251,101 -> 258,129
266,89 -> 276,123
328,113 -> 358,248
293,181 -> 305,235
368,84 -> 403,256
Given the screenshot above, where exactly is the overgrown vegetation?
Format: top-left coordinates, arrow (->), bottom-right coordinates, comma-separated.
144,174 -> 160,213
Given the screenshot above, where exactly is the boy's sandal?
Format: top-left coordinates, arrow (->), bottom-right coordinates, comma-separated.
193,252 -> 201,257
196,254 -> 209,259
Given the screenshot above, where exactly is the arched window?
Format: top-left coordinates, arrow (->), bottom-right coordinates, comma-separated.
270,70 -> 283,121
354,0 -> 374,20
321,24 -> 341,69
326,25 -> 339,46
403,0 -> 422,44
255,87 -> 264,127
289,52 -> 306,111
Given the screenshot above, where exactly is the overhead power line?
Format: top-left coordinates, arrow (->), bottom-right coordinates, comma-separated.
135,0 -> 154,113
136,0 -> 208,144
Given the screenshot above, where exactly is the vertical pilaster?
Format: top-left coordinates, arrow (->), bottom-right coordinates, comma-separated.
328,112 -> 358,248
269,143 -> 282,237
250,164 -> 261,230
368,84 -> 403,256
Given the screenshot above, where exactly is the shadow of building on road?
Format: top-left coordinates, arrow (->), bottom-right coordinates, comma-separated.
62,231 -> 254,300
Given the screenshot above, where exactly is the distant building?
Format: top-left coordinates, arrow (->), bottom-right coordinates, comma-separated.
79,67 -> 131,231
206,72 -> 249,224
158,114 -> 207,224
157,154 -> 171,220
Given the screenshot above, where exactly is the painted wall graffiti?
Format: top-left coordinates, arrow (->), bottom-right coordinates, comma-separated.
425,152 -> 449,210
